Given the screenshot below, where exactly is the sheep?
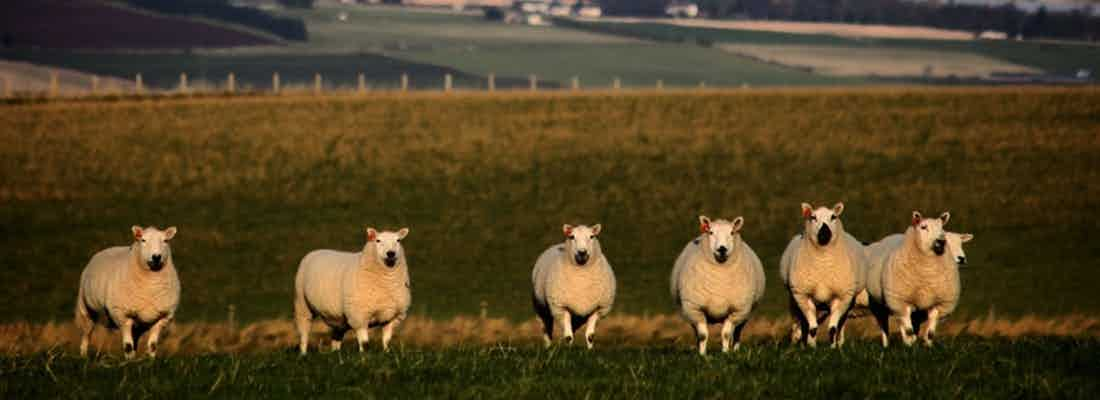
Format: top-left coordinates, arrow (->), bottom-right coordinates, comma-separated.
779,202 -> 868,348
865,211 -> 960,347
75,225 -> 180,359
670,216 -> 765,355
843,231 -> 972,344
294,227 -> 411,355
532,224 -> 616,349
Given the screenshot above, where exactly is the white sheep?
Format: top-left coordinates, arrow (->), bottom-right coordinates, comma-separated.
670,216 -> 765,355
866,211 -> 959,347
532,224 -> 616,349
75,225 -> 180,359
779,202 -> 868,348
845,231 -> 972,344
294,227 -> 411,354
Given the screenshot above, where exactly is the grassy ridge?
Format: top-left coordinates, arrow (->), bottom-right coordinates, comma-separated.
1,88 -> 1098,323
2,338 -> 1099,398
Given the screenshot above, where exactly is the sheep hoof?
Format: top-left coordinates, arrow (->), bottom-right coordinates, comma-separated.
564,335 -> 574,345
808,327 -> 818,338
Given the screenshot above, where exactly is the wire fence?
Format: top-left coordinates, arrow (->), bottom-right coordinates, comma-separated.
0,70 -> 720,99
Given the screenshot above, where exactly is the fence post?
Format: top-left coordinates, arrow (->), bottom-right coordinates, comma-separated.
698,81 -> 706,89
613,77 -> 621,90
2,75 -> 9,98
529,74 -> 537,92
272,72 -> 280,94
400,73 -> 408,92
134,73 -> 143,95
227,72 -> 236,94
90,75 -> 99,95
49,72 -> 58,98
487,73 -> 495,92
313,73 -> 322,95
444,73 -> 452,92
571,76 -> 579,91
656,79 -> 663,90
179,73 -> 188,94
358,73 -> 366,94
227,304 -> 237,334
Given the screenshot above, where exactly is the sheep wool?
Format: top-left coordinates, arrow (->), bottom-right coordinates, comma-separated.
532,224 -> 616,349
294,227 -> 411,354
670,216 -> 765,355
75,226 -> 180,359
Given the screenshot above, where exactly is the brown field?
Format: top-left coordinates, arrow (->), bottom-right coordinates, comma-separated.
718,44 -> 1040,77
0,0 -> 277,49
3,314 -> 1097,355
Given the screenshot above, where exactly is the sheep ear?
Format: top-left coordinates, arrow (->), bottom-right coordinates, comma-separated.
833,202 -> 844,216
960,233 -> 974,243
801,203 -> 813,218
562,224 -> 573,237
939,212 -> 950,225
698,215 -> 711,233
397,228 -> 409,240
591,224 -> 602,237
911,211 -> 923,226
731,217 -> 744,232
164,226 -> 177,240
131,225 -> 143,240
366,227 -> 377,242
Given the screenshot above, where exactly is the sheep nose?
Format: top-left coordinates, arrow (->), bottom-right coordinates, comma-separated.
385,251 -> 396,258
151,254 -> 162,263
577,249 -> 588,256
957,256 -> 967,265
717,246 -> 728,255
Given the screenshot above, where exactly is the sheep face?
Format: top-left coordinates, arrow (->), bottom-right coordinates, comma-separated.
801,202 -> 845,248
563,224 -> 602,266
366,227 -> 409,268
946,232 -> 974,266
698,215 -> 744,264
131,225 -> 177,271
911,211 -> 950,256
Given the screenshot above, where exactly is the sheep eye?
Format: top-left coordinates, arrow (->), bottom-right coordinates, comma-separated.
568,235 -> 574,240
809,216 -> 817,221
920,225 -> 928,230
376,239 -> 381,243
830,215 -> 837,221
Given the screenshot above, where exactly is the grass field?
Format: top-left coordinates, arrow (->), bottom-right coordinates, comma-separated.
2,338 -> 1098,398
1,87 -> 1098,325
0,5 -> 852,91
564,20 -> 1100,77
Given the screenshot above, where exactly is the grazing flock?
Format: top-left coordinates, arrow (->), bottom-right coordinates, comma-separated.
73,203 -> 974,358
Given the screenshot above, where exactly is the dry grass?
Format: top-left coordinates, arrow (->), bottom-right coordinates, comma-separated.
601,17 -> 975,41
2,314 -> 1097,355
719,44 -> 1040,77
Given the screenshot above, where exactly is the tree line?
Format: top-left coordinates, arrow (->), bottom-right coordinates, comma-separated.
601,0 -> 1100,41
123,0 -> 309,41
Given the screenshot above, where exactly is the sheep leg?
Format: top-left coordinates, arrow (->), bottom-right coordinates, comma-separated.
787,297 -> 805,345
731,319 -> 747,352
720,318 -> 734,353
554,310 -> 574,345
76,304 -> 95,357
583,313 -> 600,350
923,308 -> 940,347
294,299 -> 312,355
381,317 -> 402,352
898,306 -> 917,346
121,318 -> 136,360
870,301 -> 891,348
330,327 -> 347,352
826,297 -> 850,349
145,317 -> 172,358
694,320 -> 709,355
355,327 -> 369,353
539,315 -> 554,348
794,295 -> 819,347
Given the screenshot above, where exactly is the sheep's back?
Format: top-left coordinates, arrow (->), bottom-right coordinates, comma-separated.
298,250 -> 357,322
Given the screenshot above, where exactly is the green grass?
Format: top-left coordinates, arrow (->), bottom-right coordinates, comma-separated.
2,338 -> 1098,398
566,20 -> 1100,76
0,88 -> 1098,324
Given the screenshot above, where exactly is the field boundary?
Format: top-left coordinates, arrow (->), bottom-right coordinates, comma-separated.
3,314 -> 1097,355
